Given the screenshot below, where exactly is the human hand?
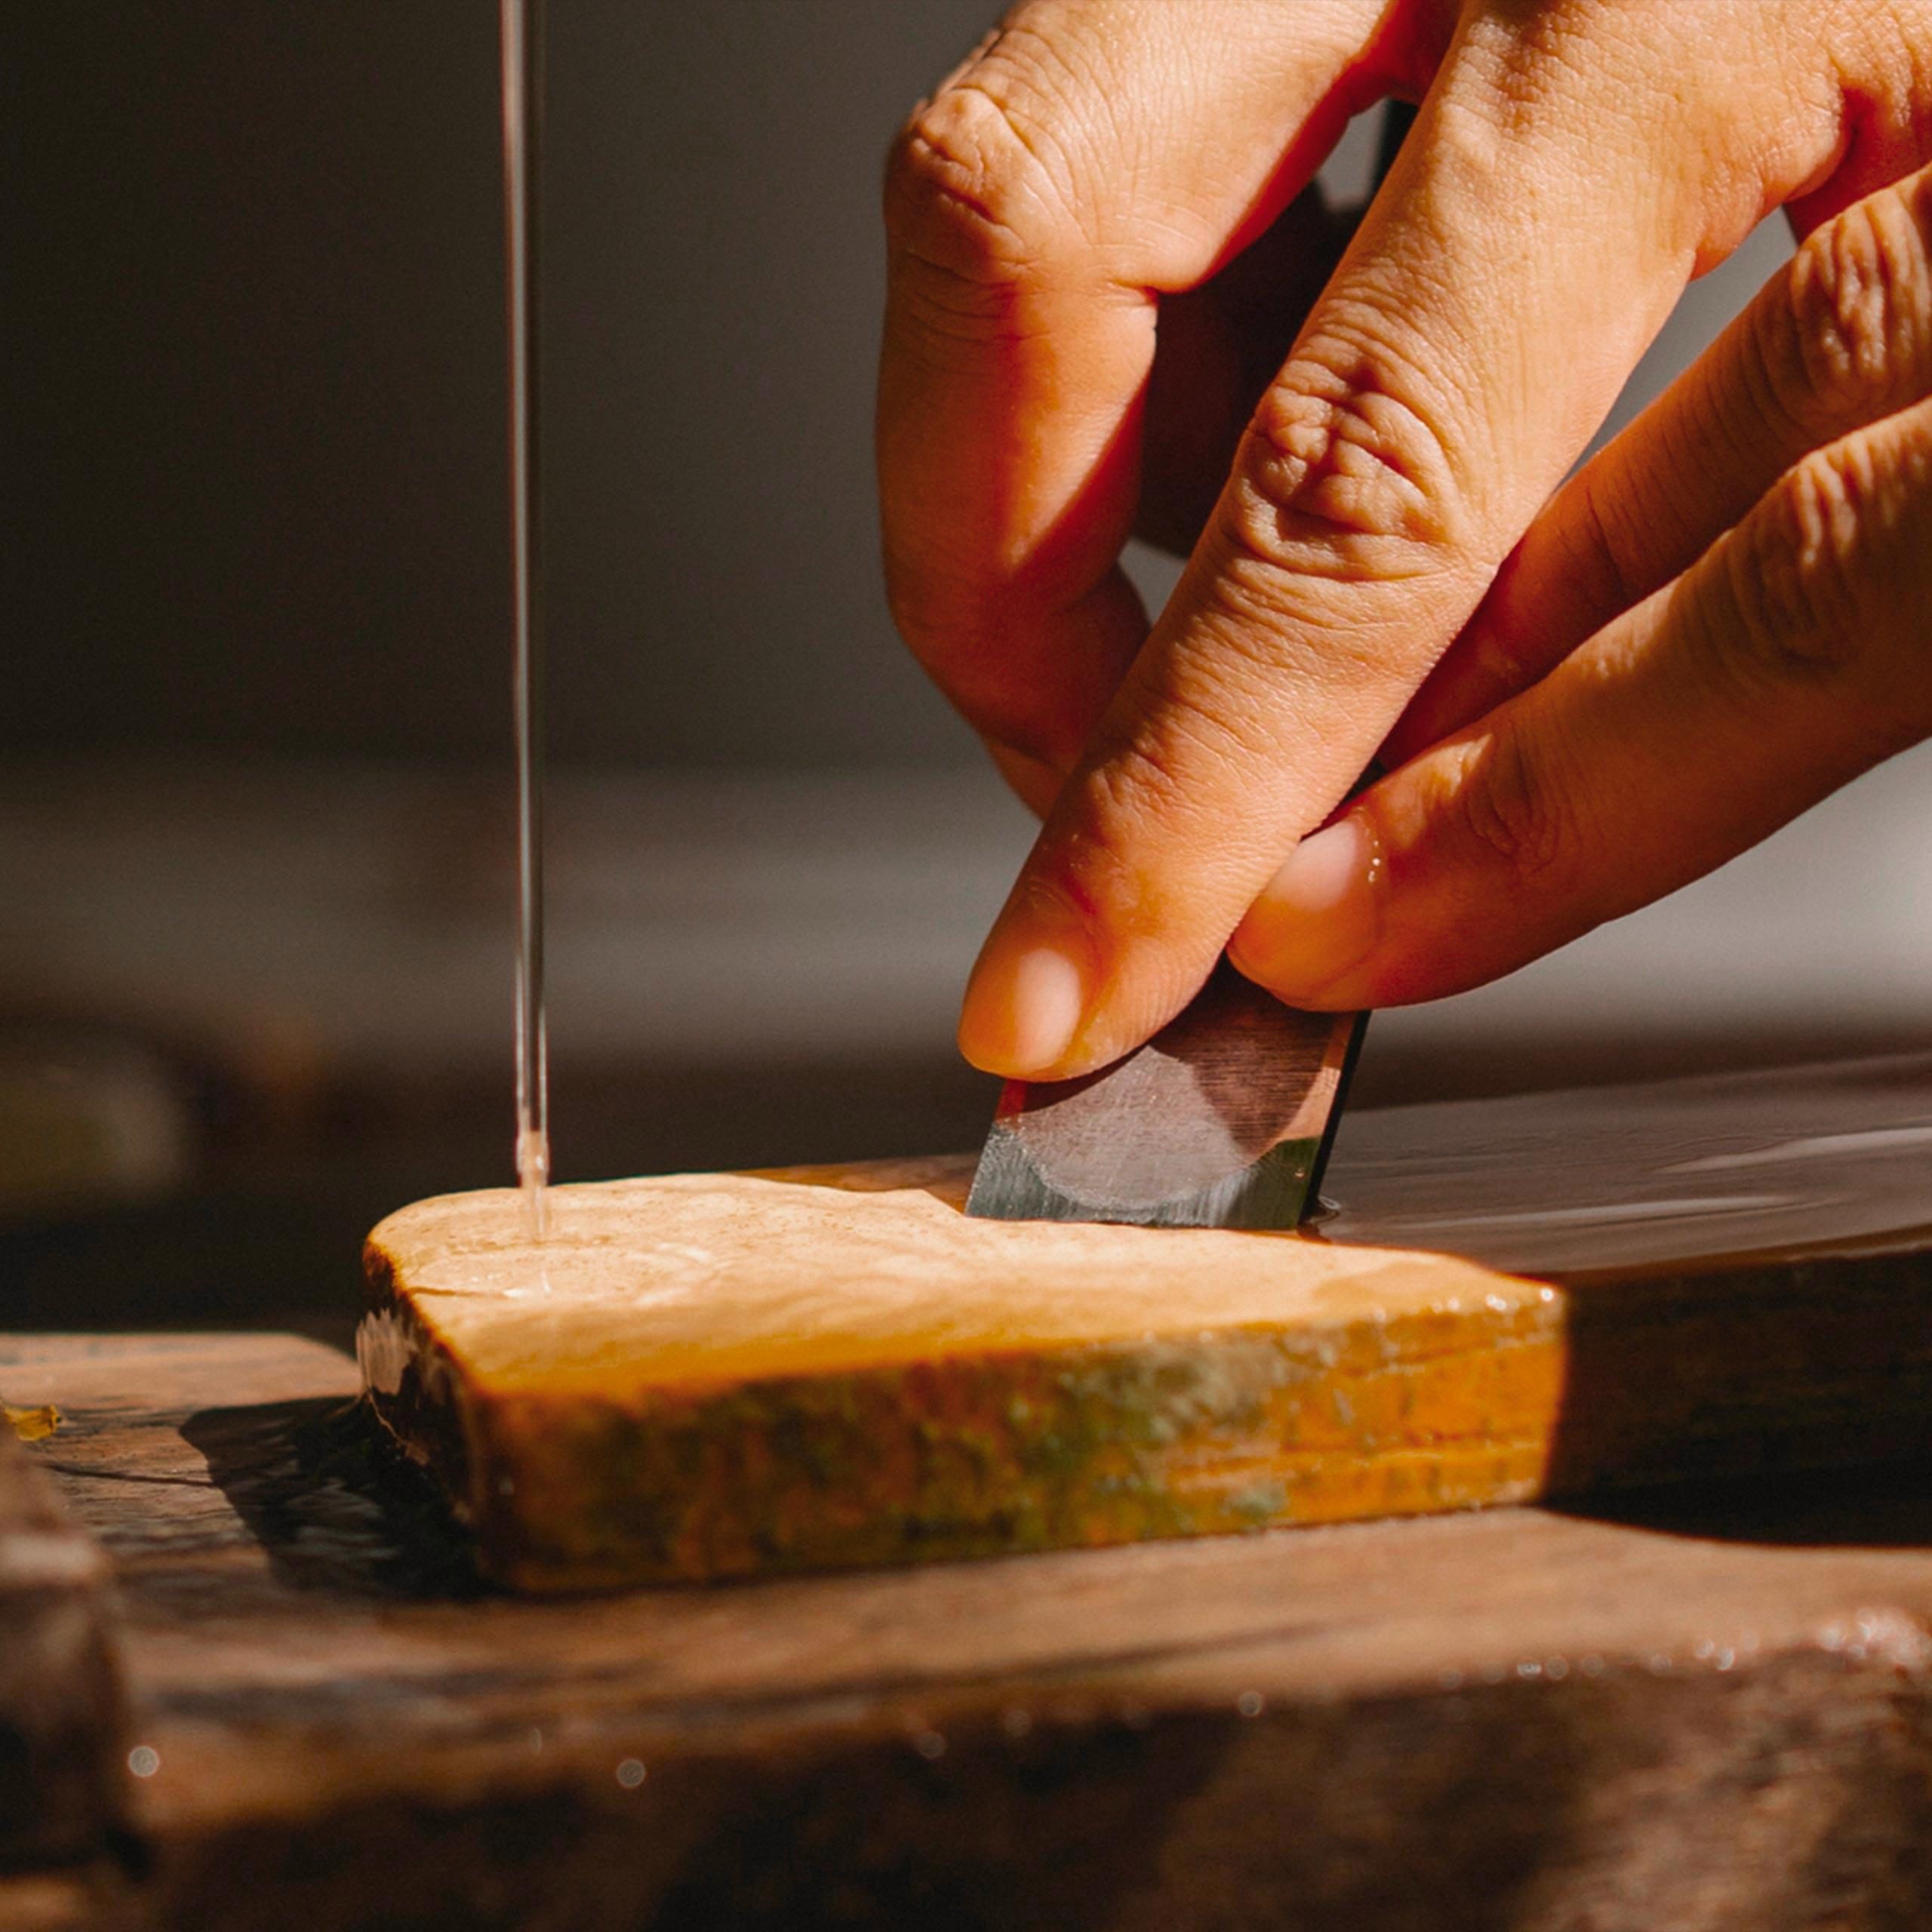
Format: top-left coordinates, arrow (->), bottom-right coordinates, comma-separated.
878,0 -> 1932,1077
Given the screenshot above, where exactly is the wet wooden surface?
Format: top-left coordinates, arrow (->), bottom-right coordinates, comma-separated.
9,1326 -> 1932,1929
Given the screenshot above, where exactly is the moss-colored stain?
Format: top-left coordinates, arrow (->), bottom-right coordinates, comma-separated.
414,1309 -> 1572,1588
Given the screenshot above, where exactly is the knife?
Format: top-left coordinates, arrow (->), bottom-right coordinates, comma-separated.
964,968 -> 1367,1229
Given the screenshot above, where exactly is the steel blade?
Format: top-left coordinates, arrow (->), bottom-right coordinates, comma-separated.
965,964 -> 1366,1230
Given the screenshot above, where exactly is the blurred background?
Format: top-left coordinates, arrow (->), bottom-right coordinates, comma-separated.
8,2 -> 1930,1339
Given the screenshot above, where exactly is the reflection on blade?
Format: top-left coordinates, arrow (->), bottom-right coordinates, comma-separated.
965,963 -> 1367,1230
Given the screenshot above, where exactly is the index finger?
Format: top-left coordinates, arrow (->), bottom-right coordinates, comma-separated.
956,9 -> 1840,1078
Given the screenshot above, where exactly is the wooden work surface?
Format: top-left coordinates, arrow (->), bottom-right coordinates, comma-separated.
10,1058 -> 1932,1927
9,1325 -> 1932,1930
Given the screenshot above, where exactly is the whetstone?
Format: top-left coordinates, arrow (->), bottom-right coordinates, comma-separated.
361,1056 -> 1932,1590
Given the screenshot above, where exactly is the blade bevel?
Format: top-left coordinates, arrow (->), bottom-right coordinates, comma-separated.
964,964 -> 1367,1230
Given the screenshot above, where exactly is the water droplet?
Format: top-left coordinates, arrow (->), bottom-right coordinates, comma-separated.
1544,1657 -> 1569,1681
1001,1707 -> 1032,1740
128,1745 -> 160,1779
615,1758 -> 646,1789
1580,1654 -> 1606,1678
1236,1690 -> 1264,1718
914,1730 -> 946,1760
528,1727 -> 544,1754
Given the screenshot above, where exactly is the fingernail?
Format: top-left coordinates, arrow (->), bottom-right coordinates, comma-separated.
1234,814 -> 1383,1002
958,892 -> 1094,1077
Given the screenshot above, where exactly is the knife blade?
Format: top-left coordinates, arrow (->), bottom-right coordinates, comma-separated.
965,964 -> 1367,1229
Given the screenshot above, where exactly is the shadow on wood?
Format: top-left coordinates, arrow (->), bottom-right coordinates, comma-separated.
1552,1456 -> 1932,1550
177,1398 -> 480,1601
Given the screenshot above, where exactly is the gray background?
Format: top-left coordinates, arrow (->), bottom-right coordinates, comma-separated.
11,0 -> 1790,771
13,0 -> 989,765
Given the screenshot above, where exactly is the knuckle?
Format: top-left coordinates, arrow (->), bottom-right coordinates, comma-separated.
1061,747 -> 1186,925
884,81 -> 1078,296
1562,465 -> 1645,618
881,575 -> 1064,758
1069,703 -> 1252,913
1219,351 -> 1475,605
1720,442 -> 1881,688
1084,734 -> 1193,845
881,557 -> 967,663
1767,180 -> 1932,432
1444,727 -> 1585,896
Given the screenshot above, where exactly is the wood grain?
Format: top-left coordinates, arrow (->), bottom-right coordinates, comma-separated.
0,1401 -> 128,1867
16,1328 -> 1932,1928
361,1057 -> 1932,1589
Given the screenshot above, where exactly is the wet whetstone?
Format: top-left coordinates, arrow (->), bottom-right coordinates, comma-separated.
361,1059 -> 1932,1591
359,1164 -> 1556,1589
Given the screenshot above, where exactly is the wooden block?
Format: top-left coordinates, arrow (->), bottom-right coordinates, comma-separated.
0,1411 -> 128,1866
361,1056 -> 1932,1590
